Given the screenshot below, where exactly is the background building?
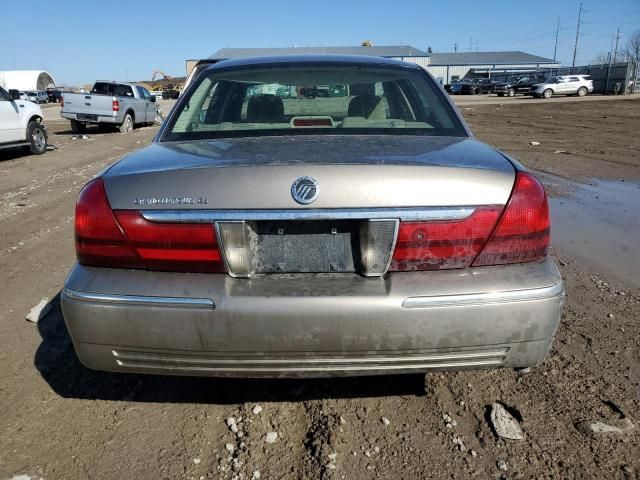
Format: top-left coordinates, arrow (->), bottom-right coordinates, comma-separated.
191,46 -> 560,84
426,51 -> 560,84
0,70 -> 56,90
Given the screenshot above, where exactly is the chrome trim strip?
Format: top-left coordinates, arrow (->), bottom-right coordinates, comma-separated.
140,207 -> 476,223
112,348 -> 509,365
62,288 -> 215,309
115,359 -> 505,372
402,282 -> 564,309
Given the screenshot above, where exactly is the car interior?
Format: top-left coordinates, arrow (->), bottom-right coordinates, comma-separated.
170,66 -> 461,136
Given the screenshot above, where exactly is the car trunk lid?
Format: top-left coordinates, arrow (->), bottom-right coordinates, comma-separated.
103,135 -> 515,210
90,135 -> 521,276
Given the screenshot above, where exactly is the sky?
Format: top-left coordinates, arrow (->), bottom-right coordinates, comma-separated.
1,0 -> 639,86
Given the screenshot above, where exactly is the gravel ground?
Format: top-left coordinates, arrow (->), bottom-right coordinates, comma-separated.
0,98 -> 638,480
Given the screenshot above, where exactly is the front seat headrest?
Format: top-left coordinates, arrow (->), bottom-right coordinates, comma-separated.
246,94 -> 285,123
347,94 -> 386,120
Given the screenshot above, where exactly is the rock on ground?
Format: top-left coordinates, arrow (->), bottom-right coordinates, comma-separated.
26,298 -> 51,323
490,403 -> 524,440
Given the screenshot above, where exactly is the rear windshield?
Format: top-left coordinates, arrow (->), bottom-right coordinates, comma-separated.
163,64 -> 466,140
91,82 -> 117,95
91,82 -> 134,97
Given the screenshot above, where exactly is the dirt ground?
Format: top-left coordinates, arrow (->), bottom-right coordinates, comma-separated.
463,98 -> 640,182
0,98 -> 638,480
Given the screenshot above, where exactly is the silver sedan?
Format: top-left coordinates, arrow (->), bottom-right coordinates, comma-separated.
61,55 -> 564,377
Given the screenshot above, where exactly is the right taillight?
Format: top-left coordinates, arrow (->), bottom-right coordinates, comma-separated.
472,171 -> 550,266
75,179 -> 225,273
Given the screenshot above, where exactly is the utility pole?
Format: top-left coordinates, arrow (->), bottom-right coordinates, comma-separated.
613,27 -> 621,63
553,16 -> 560,61
605,34 -> 614,93
572,2 -> 583,67
454,43 -> 458,53
469,37 -> 473,52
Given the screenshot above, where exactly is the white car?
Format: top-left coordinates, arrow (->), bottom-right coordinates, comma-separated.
0,87 -> 48,155
25,90 -> 48,104
530,75 -> 593,99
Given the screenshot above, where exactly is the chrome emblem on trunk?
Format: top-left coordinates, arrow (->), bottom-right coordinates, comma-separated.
291,176 -> 319,204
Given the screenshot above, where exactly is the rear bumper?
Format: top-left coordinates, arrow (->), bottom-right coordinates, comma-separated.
60,112 -> 119,124
61,259 -> 564,378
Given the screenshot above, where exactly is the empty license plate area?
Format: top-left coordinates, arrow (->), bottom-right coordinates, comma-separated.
216,219 -> 398,277
253,220 -> 357,273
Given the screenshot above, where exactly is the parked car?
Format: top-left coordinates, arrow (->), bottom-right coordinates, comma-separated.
450,78 -> 495,95
493,74 -> 549,97
46,89 -> 64,103
0,87 -> 48,155
530,75 -> 593,99
61,81 -> 158,133
61,55 -> 564,378
25,90 -> 48,104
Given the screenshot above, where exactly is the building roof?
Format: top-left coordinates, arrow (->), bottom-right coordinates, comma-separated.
0,70 -> 56,90
209,45 -> 429,60
207,55 -> 421,71
428,51 -> 557,65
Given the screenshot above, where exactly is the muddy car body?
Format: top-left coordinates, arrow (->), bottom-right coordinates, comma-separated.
61,55 -> 564,377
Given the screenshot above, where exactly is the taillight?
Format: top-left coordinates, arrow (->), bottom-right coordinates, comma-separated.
60,95 -> 64,108
114,211 -> 225,272
75,179 -> 140,268
74,179 -> 225,273
472,171 -> 549,266
389,207 -> 502,271
112,99 -> 119,112
390,171 -> 549,271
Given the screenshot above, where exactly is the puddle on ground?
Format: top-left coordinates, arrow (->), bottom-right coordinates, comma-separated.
546,177 -> 640,288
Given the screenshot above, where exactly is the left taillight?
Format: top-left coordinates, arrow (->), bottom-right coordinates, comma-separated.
114,211 -> 225,273
75,178 -> 141,268
75,179 -> 226,273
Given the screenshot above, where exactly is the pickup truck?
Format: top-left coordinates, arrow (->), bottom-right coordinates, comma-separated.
61,81 -> 158,133
493,74 -> 548,97
0,87 -> 47,155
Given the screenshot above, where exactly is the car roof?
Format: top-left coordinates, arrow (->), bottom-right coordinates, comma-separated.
205,54 -> 423,72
